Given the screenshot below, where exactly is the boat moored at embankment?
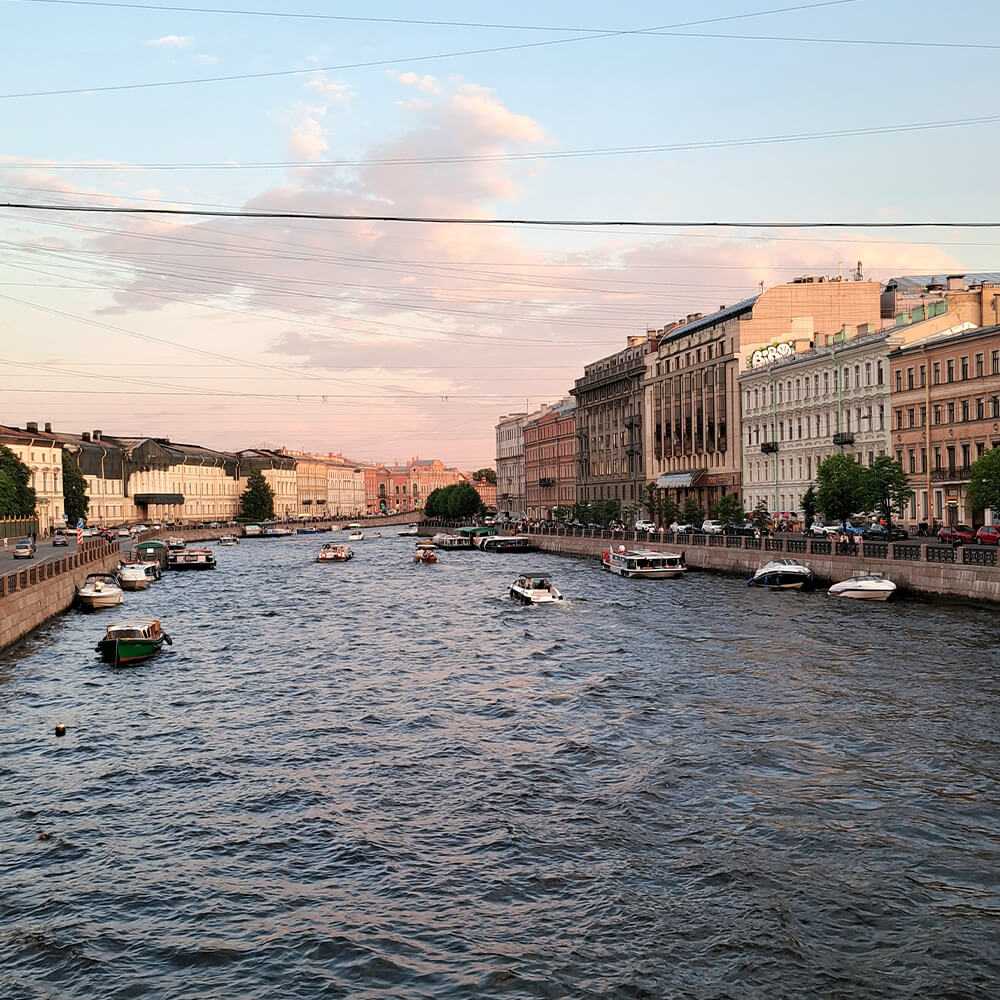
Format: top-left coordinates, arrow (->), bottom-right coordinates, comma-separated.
828,575 -> 897,600
602,547 -> 686,579
167,549 -> 217,570
748,559 -> 815,590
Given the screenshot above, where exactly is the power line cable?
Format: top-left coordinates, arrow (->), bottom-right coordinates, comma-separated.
4,201 -> 998,227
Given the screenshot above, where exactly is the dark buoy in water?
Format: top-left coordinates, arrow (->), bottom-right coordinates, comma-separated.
54,723 -> 66,738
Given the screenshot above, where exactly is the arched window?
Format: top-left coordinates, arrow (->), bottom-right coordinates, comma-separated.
378,484 -> 386,497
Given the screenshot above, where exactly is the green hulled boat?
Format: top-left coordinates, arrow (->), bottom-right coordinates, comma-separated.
96,619 -> 172,667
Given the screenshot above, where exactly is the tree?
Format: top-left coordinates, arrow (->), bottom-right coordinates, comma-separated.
681,496 -> 705,526
551,505 -> 572,522
594,499 -> 621,526
473,468 -> 497,485
571,500 -> 593,524
658,494 -> 679,527
240,469 -> 275,521
816,454 -> 865,528
712,492 -> 746,528
862,457 -> 913,535
445,482 -> 484,518
749,499 -> 771,533
62,452 -> 89,524
966,447 -> 1000,519
424,488 -> 444,516
801,485 -> 818,531
0,444 -> 36,518
643,482 -> 660,522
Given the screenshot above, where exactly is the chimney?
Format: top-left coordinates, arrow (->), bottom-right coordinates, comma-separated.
686,313 -> 703,322
82,431 -> 91,442
947,274 -> 965,291
26,421 -> 38,433
44,422 -> 52,433
93,429 -> 102,441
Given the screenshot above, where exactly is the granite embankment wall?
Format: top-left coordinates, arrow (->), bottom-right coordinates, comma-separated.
0,540 -> 122,651
527,532 -> 1000,602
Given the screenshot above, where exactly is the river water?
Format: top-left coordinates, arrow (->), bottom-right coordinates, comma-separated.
1,533 -> 998,999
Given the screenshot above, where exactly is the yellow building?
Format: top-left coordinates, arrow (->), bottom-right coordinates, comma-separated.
0,422 -> 65,533
237,449 -> 298,518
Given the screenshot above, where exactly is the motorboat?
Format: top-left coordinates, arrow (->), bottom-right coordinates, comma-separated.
118,564 -> 152,591
317,543 -> 353,562
398,526 -> 418,536
413,548 -> 438,563
415,539 -> 435,550
601,547 -> 686,579
368,531 -> 382,539
244,524 -> 263,537
76,573 -> 124,609
747,558 -> 814,590
346,522 -> 362,530
433,533 -> 473,550
296,526 -> 327,535
348,531 -> 364,541
167,548 -> 217,570
328,524 -> 341,532
165,536 -> 186,550
96,618 -> 172,667
263,526 -> 293,537
480,535 -> 535,554
509,573 -> 562,604
828,574 -> 897,601
218,535 -> 239,546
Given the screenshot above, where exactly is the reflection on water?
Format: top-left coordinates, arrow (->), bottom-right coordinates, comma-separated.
1,534 -> 998,999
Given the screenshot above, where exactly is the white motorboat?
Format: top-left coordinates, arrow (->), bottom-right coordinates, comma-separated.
167,548 -> 217,570
165,536 -> 186,551
76,572 -> 125,609
828,574 -> 896,601
118,564 -> 152,591
601,547 -> 686,579
218,535 -> 239,546
318,543 -> 353,562
328,525 -> 341,532
398,526 -> 418,536
346,522 -> 362,530
263,526 -> 293,537
348,531 -> 364,541
509,573 -> 563,605
433,533 -> 473,550
368,531 -> 382,539
748,558 -> 814,590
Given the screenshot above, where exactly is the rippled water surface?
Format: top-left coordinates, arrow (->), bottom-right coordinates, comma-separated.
2,533 -> 999,999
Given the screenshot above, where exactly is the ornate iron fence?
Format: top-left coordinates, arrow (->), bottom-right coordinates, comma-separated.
963,546 -> 997,567
862,542 -> 889,560
810,539 -> 831,556
892,543 -> 923,561
725,535 -> 743,548
786,538 -> 807,553
926,544 -> 956,563
765,538 -> 784,551
708,535 -> 725,547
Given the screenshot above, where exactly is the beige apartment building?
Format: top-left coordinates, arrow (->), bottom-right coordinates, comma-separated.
495,412 -> 529,517
326,456 -> 366,516
0,422 -> 65,532
237,449 -> 298,518
643,277 -> 882,515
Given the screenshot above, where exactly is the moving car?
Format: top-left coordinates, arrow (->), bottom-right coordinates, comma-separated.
861,523 -> 909,541
12,538 -> 36,559
701,520 -> 724,535
975,524 -> 1000,545
938,524 -> 975,545
117,527 -> 132,538
634,519 -> 656,532
52,533 -> 68,546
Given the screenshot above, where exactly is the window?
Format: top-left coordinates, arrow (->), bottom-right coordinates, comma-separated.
907,367 -> 914,390
878,405 -> 885,431
895,407 -> 903,430
934,405 -> 941,424
947,402 -> 955,423
877,361 -> 884,385
947,359 -> 955,382
962,400 -> 970,422
907,407 -> 915,428
961,356 -> 969,380
865,361 -> 872,385
895,370 -> 902,392
843,366 -> 850,390
993,350 -> 1000,375
908,450 -> 916,473
977,397 -> 985,420
976,353 -> 984,377
920,405 -> 926,427
933,361 -> 941,384
919,364 -> 926,387
823,372 -> 830,393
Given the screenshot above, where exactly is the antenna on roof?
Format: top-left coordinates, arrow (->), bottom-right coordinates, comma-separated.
854,260 -> 864,281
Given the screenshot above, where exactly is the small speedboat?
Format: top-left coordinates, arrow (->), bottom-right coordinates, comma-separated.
509,572 -> 562,604
167,548 -> 217,570
413,548 -> 438,563
398,526 -> 418,536
96,618 -> 172,667
828,574 -> 896,601
218,535 -> 240,546
368,531 -> 382,539
165,536 -> 186,551
349,531 -> 364,541
317,543 -> 353,562
601,547 -> 686,579
328,524 -> 341,532
76,572 -> 124,609
118,564 -> 152,591
748,558 -> 814,590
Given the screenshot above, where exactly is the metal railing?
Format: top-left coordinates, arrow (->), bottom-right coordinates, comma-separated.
1,538 -> 118,600
963,546 -> 997,566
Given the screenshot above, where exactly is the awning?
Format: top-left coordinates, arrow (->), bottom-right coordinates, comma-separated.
656,471 -> 705,489
133,493 -> 184,505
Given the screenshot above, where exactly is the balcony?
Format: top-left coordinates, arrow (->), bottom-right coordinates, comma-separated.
931,466 -> 972,483
539,477 -> 556,488
760,441 -> 779,454
624,415 -> 640,429
832,431 -> 855,446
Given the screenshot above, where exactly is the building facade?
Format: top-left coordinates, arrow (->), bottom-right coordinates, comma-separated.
571,335 -> 650,513
469,476 -> 497,509
495,412 -> 528,518
325,456 -> 366,517
889,324 -> 1000,527
237,449 -> 298,518
524,398 -> 576,520
643,278 -> 883,515
0,422 -> 65,532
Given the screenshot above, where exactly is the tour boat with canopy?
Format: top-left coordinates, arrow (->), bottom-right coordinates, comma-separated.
601,547 -> 686,579
167,548 -> 217,570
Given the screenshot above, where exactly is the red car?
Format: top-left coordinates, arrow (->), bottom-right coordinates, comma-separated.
975,524 -> 1000,545
938,524 -> 975,545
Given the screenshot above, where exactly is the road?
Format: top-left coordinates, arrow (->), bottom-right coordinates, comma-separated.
0,536 -> 124,572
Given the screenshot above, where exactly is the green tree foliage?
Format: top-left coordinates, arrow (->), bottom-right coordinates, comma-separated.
62,452 -> 90,524
240,469 -> 275,521
681,496 -> 705,526
966,446 -> 1000,517
0,444 -> 36,518
816,454 -> 865,528
643,482 -> 659,522
571,501 -> 594,524
712,492 -> 746,528
800,485 -> 818,531
425,483 -> 483,518
862,456 -> 913,533
749,499 -> 771,533
473,468 -> 497,484
551,505 -> 572,522
658,494 -> 679,527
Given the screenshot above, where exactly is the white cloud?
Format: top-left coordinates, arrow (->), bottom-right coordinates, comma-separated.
396,72 -> 442,94
148,35 -> 193,48
305,73 -> 355,105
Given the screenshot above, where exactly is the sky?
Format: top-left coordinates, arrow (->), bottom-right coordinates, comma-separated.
2,0 -> 999,468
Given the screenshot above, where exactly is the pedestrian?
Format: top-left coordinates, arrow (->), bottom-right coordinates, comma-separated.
2,537 -> 7,551
32,530 -> 37,545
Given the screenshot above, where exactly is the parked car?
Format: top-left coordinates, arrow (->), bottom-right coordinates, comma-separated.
117,527 -> 132,538
724,524 -> 757,537
701,519 -> 724,535
52,533 -> 68,546
634,519 -> 655,532
673,523 -> 702,535
975,524 -> 1000,545
938,524 -> 975,545
12,538 -> 36,559
862,524 -> 909,541
808,522 -> 837,537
